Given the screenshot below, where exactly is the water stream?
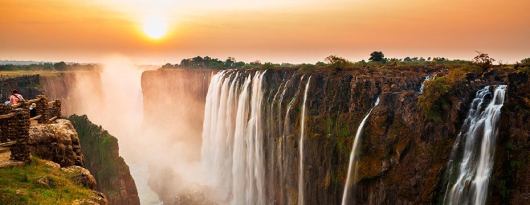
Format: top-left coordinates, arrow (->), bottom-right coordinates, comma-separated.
341,97 -> 380,205
442,85 -> 507,205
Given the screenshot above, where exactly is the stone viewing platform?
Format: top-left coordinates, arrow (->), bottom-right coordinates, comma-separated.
0,95 -> 62,165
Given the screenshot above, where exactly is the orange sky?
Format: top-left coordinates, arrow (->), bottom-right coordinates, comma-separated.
1,0 -> 529,64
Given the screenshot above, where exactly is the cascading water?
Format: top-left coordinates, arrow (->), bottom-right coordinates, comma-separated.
442,85 -> 507,205
419,75 -> 432,94
298,76 -> 311,205
202,70 -> 267,205
341,97 -> 380,205
201,70 -> 311,205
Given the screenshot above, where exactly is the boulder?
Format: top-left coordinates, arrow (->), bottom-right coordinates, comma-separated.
28,119 -> 84,166
61,165 -> 97,189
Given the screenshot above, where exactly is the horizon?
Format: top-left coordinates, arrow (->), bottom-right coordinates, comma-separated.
1,0 -> 529,64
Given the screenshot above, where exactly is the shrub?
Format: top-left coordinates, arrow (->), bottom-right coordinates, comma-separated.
369,51 -> 386,63
473,52 -> 495,71
419,69 -> 466,122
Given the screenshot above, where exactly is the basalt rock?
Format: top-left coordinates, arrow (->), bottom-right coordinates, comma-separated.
197,66 -> 529,205
28,119 -> 84,167
69,115 -> 140,205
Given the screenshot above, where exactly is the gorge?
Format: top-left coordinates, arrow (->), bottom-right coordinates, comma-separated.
25,60 -> 529,205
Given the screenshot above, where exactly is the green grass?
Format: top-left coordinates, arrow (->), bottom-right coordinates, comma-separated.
0,158 -> 96,205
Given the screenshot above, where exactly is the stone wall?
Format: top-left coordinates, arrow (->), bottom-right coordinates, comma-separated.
0,95 -> 62,162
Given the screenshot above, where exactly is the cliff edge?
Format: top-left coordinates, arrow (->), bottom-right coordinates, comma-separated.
69,114 -> 140,205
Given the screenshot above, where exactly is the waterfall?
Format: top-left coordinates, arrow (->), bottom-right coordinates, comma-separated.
419,75 -> 432,94
442,85 -> 507,205
202,70 -> 313,205
201,70 -> 267,205
341,97 -> 380,205
298,77 -> 311,205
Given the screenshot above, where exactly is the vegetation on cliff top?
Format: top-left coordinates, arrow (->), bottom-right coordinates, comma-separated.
161,52 -> 528,74
0,158 -> 95,205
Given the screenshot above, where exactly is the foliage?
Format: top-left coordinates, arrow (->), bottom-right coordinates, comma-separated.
177,56 -> 247,69
0,158 -> 95,204
68,115 -> 133,200
325,55 -> 350,69
473,52 -> 495,71
53,62 -> 67,70
515,57 -> 530,74
520,58 -> 530,66
0,63 -> 96,72
369,51 -> 386,63
419,69 -> 466,122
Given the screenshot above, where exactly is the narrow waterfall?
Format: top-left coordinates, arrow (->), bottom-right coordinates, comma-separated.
341,97 -> 380,205
419,75 -> 432,94
442,85 -> 507,205
298,77 -> 311,205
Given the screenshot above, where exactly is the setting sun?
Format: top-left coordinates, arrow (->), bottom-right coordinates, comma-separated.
142,16 -> 168,40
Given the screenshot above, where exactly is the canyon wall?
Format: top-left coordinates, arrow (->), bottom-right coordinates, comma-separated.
69,114 -> 140,205
141,68 -> 214,203
31,65 -> 529,204
199,66 -> 529,205
39,71 -> 142,204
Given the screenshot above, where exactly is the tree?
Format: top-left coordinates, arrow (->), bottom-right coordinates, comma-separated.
369,51 -> 385,62
161,63 -> 173,68
325,55 -> 348,65
53,61 -> 67,70
473,52 -> 495,71
325,55 -> 349,70
520,58 -> 530,66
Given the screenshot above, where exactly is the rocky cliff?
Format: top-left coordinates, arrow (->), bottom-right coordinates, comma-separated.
28,119 -> 84,167
141,68 -> 212,144
196,64 -> 529,205
69,114 -> 140,205
2,118 -> 107,204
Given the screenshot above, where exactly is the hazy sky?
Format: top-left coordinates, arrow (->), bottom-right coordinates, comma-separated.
1,0 -> 529,64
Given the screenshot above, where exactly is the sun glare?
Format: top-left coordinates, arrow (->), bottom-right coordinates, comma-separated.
142,17 -> 168,40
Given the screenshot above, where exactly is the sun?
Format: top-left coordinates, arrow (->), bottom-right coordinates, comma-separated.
142,16 -> 168,40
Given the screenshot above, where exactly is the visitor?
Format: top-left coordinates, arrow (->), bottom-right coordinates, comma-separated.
29,103 -> 37,117
9,90 -> 25,106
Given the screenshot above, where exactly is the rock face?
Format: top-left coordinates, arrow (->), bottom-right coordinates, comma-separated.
28,119 -> 84,167
141,68 -> 213,149
69,115 -> 140,205
197,66 -> 529,205
490,71 -> 530,205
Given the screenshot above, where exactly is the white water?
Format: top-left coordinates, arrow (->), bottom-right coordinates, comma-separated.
298,77 -> 311,205
419,75 -> 432,94
443,85 -> 507,205
201,70 -> 267,205
341,97 -> 380,205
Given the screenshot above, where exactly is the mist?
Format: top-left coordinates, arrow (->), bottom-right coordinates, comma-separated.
42,56 -> 215,204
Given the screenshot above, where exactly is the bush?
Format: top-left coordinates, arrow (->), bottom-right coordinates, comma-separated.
419,69 -> 466,122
